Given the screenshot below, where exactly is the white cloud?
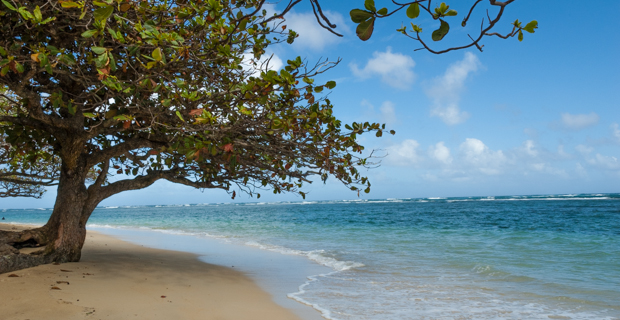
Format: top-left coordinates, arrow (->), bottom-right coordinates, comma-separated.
521,140 -> 538,157
575,144 -> 594,155
360,100 -> 398,126
575,162 -> 588,177
379,101 -> 397,126
459,138 -> 507,175
242,52 -> 283,77
283,11 -> 348,51
381,138 -> 581,182
386,139 -> 421,166
557,145 -> 572,159
612,123 -> 620,142
560,112 -> 599,130
587,154 -> 620,170
425,52 -> 480,125
524,128 -> 539,139
350,47 -> 416,90
428,142 -> 452,165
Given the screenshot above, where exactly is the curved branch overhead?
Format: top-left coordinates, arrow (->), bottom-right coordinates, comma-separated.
348,0 -> 536,52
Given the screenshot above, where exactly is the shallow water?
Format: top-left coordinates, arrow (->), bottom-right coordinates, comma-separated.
3,193 -> 620,319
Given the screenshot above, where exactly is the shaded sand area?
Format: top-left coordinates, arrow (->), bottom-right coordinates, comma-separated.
0,224 -> 302,320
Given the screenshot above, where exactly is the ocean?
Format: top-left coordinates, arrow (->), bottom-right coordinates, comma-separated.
2,193 -> 619,320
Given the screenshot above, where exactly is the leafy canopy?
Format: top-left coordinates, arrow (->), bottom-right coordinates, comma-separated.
0,0 -> 389,201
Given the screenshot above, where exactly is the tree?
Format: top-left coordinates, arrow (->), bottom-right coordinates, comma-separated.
0,0 -> 534,273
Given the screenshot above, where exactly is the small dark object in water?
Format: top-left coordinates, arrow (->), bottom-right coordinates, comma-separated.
1,217 -> 4,220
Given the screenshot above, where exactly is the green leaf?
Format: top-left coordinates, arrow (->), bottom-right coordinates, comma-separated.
59,54 -> 76,65
15,62 -> 24,73
33,5 -> 42,21
444,9 -> 457,17
325,81 -> 336,89
406,3 -> 420,19
356,17 -> 375,41
18,7 -> 33,19
60,1 -> 81,8
238,18 -> 248,31
91,46 -> 106,54
46,45 -> 60,55
1,0 -> 16,11
364,0 -> 376,13
0,47 -> 6,56
108,53 -> 116,71
411,23 -> 422,33
350,9 -> 373,23
67,103 -> 76,115
438,2 -> 448,14
93,5 -> 114,21
38,53 -> 48,67
377,7 -> 388,16
83,112 -> 97,118
113,114 -> 131,121
518,30 -> 523,41
92,0 -> 109,7
431,19 -> 450,41
95,53 -> 108,68
81,29 -> 98,38
40,17 -> 55,24
523,20 -> 538,33
176,110 -> 184,121
152,48 -> 163,61
45,63 -> 53,74
0,65 -> 9,76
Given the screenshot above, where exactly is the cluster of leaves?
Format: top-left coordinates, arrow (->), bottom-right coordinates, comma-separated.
512,19 -> 538,42
0,0 -> 389,201
0,89 -> 59,197
349,0 -> 537,53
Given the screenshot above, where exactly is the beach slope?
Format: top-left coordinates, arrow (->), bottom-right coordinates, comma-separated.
0,224 -> 301,320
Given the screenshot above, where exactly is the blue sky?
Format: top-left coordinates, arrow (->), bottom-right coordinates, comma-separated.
3,1 -> 619,208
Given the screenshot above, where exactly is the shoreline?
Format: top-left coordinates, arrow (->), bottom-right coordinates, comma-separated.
0,223 -> 308,320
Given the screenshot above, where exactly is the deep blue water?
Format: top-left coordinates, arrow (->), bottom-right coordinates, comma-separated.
3,193 -> 619,319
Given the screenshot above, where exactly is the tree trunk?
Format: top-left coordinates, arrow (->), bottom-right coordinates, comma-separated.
0,160 -> 93,274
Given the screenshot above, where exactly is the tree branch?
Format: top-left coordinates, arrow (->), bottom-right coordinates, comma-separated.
86,137 -> 166,168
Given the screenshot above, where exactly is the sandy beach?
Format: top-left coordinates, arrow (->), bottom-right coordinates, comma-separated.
0,223 -> 302,320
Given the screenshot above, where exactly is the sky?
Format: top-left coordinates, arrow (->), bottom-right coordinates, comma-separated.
3,1 -> 619,208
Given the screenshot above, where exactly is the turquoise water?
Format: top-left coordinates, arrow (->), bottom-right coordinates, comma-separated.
3,193 -> 620,319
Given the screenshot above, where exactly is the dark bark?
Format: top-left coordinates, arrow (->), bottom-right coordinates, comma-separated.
0,155 -> 95,273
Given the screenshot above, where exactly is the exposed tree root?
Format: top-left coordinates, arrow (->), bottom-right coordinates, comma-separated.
0,227 -> 51,274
